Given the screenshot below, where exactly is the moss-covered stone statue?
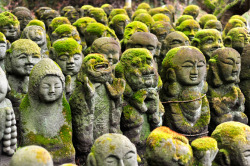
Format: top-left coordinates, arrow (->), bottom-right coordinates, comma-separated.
222,19 -> 245,39
5,39 -> 41,123
134,13 -> 154,30
88,8 -> 108,26
176,19 -> 200,41
0,12 -> 20,43
204,20 -> 223,34
160,46 -> 210,141
230,15 -> 247,26
21,25 -> 48,58
126,32 -> 161,70
191,137 -> 218,166
108,8 -> 127,21
80,5 -> 94,17
137,2 -> 151,11
0,32 -> 10,70
101,4 -> 113,17
19,58 -> 75,165
51,24 -> 81,45
35,7 -> 52,20
91,37 -> 121,73
109,14 -> 130,40
207,48 -> 247,130
224,27 -> 249,54
86,133 -> 138,166
146,126 -> 193,166
69,53 -> 125,165
199,14 -> 217,29
27,19 -> 46,30
40,9 -> 60,31
12,7 -> 33,31
148,7 -> 172,24
0,67 -> 17,156
183,5 -> 200,20
212,121 -> 250,166
175,15 -> 194,27
10,145 -> 53,166
50,38 -> 83,100
61,6 -> 79,24
152,13 -> 170,22
132,9 -> 148,21
191,29 -> 224,61
115,48 -> 163,163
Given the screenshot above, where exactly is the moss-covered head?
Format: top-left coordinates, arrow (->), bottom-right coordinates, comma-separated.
123,21 -> 148,41
204,20 -> 223,33
132,9 -> 148,21
152,13 -> 170,22
109,8 -> 127,21
191,137 -> 218,151
183,5 -> 200,19
176,19 -> 200,41
52,38 -> 82,57
223,19 -> 245,38
0,11 -> 19,27
134,13 -> 154,29
149,7 -> 172,23
88,7 -> 108,25
230,15 -> 247,26
27,19 -> 46,30
199,14 -> 217,29
175,15 -> 194,27
101,4 -> 113,16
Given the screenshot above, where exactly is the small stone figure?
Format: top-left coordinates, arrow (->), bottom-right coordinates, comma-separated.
50,38 -> 83,100
10,145 -> 53,166
146,126 -> 193,166
35,7 -> 52,20
0,12 -> 20,43
175,15 -> 194,27
101,4 -> 113,17
109,8 -> 127,21
160,46 -> 210,141
80,5 -> 94,17
88,8 -> 108,26
132,9 -> 148,21
137,2 -> 151,11
204,20 -> 223,34
230,15 -> 247,26
212,121 -> 250,166
222,19 -> 245,39
224,27 -> 249,54
40,9 -> 60,31
176,19 -> 200,41
134,13 -> 154,29
86,133 -> 138,166
21,25 -> 48,58
69,53 -> 125,165
91,37 -> 121,72
12,7 -> 33,31
109,14 -> 130,40
148,7 -> 172,24
152,13 -> 170,22
19,58 -> 75,164
61,6 -> 79,24
191,137 -> 218,166
207,48 -> 247,130
182,5 -> 200,20
48,16 -> 71,39
199,14 -> 217,29
0,67 -> 17,156
191,29 -> 224,61
0,32 -> 10,70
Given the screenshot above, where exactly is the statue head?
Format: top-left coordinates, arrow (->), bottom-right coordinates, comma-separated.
88,8 -> 108,26
21,25 -> 47,47
223,19 -> 245,38
91,37 -> 121,67
176,19 -> 200,41
10,145 -> 53,166
115,48 -> 159,91
191,137 -> 218,166
137,2 -> 151,11
101,4 -> 113,17
109,14 -> 130,40
27,19 -> 46,31
80,5 -> 94,17
77,53 -> 112,84
204,20 -> 223,34
149,8 -> 172,23
152,13 -> 170,22
0,12 -> 20,43
175,15 -> 194,27
146,126 -> 193,166
109,8 -> 127,21
40,9 -> 60,30
183,5 -> 200,19
51,24 -> 81,44
12,7 -> 33,31
212,121 -> 250,166
61,6 -> 79,24
35,7 -> 52,20
0,32 -> 9,60
48,17 -> 71,37
199,14 -> 217,29
191,29 -> 224,61
86,133 -> 138,166
224,27 -> 249,54
208,47 -> 241,87
150,21 -> 174,44
73,17 -> 97,37
50,38 -> 82,76
131,9 -> 148,21
5,39 -> 41,76
134,13 -> 154,29
230,15 -> 247,26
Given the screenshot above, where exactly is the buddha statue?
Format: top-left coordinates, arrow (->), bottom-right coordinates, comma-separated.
182,5 -> 200,20
61,6 -> 79,24
0,32 -> 10,70
12,7 -> 33,31
88,8 -> 108,26
40,9 -> 60,31
109,14 -> 130,40
101,4 -> 113,17
204,20 -> 223,34
176,19 -> 200,41
199,14 -> 217,29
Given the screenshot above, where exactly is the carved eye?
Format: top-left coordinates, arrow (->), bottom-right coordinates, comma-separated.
206,39 -> 214,44
74,54 -> 81,60
147,46 -> 155,51
197,61 -> 205,68
124,152 -> 135,160
171,39 -> 182,45
18,54 -> 27,59
59,55 -> 68,61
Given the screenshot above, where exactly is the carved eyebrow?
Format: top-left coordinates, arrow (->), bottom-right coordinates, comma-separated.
125,150 -> 135,155
105,154 -> 119,160
226,57 -> 235,61
183,60 -> 194,64
198,60 -> 205,63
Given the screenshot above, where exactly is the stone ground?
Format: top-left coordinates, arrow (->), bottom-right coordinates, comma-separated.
0,155 -> 11,166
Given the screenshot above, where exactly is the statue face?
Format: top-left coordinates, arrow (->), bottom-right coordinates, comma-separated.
113,18 -> 130,39
65,10 -> 79,24
98,43 -> 120,66
27,27 -> 46,47
124,22 -> 148,41
232,30 -> 249,54
218,50 -> 240,83
164,32 -> 190,54
15,11 -> 33,31
38,76 -> 63,103
10,48 -> 41,76
1,24 -> 20,42
173,49 -> 206,85
234,133 -> 250,166
0,41 -> 7,60
179,20 -> 199,41
89,11 -> 108,25
54,28 -> 81,45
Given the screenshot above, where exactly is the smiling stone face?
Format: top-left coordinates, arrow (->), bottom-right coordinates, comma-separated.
176,19 -> 200,41
21,25 -> 47,47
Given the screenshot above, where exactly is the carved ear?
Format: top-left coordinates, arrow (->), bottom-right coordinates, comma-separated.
215,149 -> 231,166
224,36 -> 232,47
191,38 -> 200,48
86,153 -> 97,166
166,68 -> 176,83
6,40 -> 11,50
155,42 -> 162,56
49,47 -> 56,60
126,39 -> 133,49
208,60 -> 223,87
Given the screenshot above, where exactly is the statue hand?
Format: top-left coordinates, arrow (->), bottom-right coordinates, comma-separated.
83,76 -> 95,97
106,78 -> 126,98
130,89 -> 148,113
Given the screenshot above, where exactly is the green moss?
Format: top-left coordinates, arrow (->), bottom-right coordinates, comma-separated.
73,17 -> 96,28
134,13 -> 154,28
122,105 -> 143,126
49,17 -> 71,31
81,5 -> 94,10
137,2 -> 151,11
183,5 -> 199,18
176,19 -> 200,31
53,38 -> 82,56
84,22 -> 107,35
191,137 -> 217,151
175,15 -> 194,26
0,11 -> 19,27
89,8 -> 107,21
54,24 -> 76,35
62,94 -> 72,124
27,19 -> 45,30
83,53 -> 106,64
148,7 -> 171,17
0,32 -> 6,42
230,15 -> 247,25
226,27 -> 248,40
152,13 -> 170,22
204,0 -> 216,11
110,14 -> 130,23
223,19 -> 245,38
199,14 -> 217,29
6,39 -> 40,55
132,9 -> 148,20
109,9 -> 127,20
101,4 -> 112,8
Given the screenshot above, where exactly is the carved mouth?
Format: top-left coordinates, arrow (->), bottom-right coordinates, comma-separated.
94,63 -> 109,71
66,65 -> 75,70
190,75 -> 198,81
142,74 -> 154,79
26,65 -> 34,70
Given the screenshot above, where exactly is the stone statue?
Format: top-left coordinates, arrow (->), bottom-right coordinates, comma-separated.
199,14 -> 217,29
5,39 -> 41,123
207,48 -> 247,130
137,2 -> 151,11
176,19 -> 200,41
21,25 -> 48,58
224,27 -> 249,54
160,46 -> 210,141
230,15 -> 247,26
109,9 -> 127,21
222,19 -> 245,39
69,53 -> 125,165
12,7 -> 33,31
182,5 -> 200,20
101,4 -> 113,17
126,32 -> 161,70
148,7 -> 172,24
204,20 -> 223,34
146,126 -> 193,166
40,9 -> 60,31
80,5 -> 94,17
27,19 -> 46,31
191,137 -> 218,166
0,32 -> 10,70
88,8 -> 108,26
91,37 -> 121,73
0,12 -> 20,43
86,133 -> 138,166
175,15 -> 194,27
132,9 -> 148,21
152,13 -> 170,22
10,145 -> 53,166
48,16 -> 71,40
61,6 -> 79,24
191,29 -> 224,61
134,13 -> 154,30
35,7 -> 52,20
0,67 -> 17,156
115,48 -> 163,164
109,14 -> 130,40
50,38 -> 83,100
19,58 -> 75,165
212,121 -> 250,166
